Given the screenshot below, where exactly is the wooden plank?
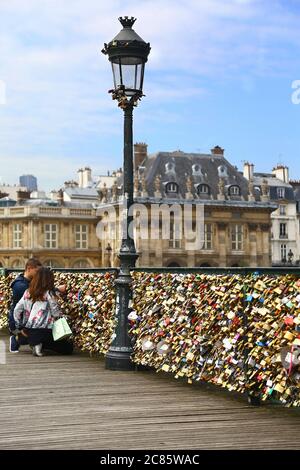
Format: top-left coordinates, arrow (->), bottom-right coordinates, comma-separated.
1,333 -> 300,450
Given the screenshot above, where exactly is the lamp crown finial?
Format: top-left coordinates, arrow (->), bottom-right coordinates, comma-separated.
119,16 -> 136,28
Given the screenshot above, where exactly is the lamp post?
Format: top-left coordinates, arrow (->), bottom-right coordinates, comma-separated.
102,17 -> 150,370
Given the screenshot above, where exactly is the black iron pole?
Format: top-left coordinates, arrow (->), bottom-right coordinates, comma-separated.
105,103 -> 139,370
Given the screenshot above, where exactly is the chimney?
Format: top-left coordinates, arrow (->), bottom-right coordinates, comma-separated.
16,190 -> 30,204
57,189 -> 64,205
243,162 -> 254,180
82,167 -> 92,188
272,164 -> 289,183
50,190 -> 58,200
211,145 -> 224,156
134,143 -> 147,171
77,168 -> 83,188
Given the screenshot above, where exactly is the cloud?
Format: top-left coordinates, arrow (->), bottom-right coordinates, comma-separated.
1,0 -> 300,190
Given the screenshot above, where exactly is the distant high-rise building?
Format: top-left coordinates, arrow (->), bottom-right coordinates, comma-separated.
19,175 -> 37,192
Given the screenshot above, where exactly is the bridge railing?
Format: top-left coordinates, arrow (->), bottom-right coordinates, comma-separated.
1,267 -> 300,407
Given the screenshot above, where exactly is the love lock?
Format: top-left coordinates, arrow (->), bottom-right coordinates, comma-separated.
280,346 -> 300,371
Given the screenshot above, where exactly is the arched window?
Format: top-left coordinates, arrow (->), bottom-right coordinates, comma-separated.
218,165 -> 228,177
192,164 -> 203,176
166,261 -> 181,267
43,259 -> 62,269
11,259 -> 23,269
73,259 -> 92,269
197,184 -> 210,195
229,185 -> 241,196
166,182 -> 178,193
165,162 -> 176,175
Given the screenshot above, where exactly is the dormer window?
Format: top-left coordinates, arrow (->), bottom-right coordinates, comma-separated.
218,165 -> 228,177
192,164 -> 203,176
197,184 -> 210,195
229,185 -> 241,196
166,182 -> 178,193
277,187 -> 285,199
165,162 -> 176,175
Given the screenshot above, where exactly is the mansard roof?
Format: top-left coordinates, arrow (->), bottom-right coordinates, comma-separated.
143,151 -> 250,199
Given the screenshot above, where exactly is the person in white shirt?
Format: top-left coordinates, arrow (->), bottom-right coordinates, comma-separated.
14,267 -> 73,357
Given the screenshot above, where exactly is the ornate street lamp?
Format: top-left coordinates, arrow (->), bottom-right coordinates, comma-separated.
102,17 -> 150,370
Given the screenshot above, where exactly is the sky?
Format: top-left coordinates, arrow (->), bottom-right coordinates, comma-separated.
0,0 -> 300,192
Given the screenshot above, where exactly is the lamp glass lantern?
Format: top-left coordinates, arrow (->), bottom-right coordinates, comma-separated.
102,16 -> 150,100
111,57 -> 144,97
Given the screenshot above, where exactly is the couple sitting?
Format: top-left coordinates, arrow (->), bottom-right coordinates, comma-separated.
9,258 -> 73,357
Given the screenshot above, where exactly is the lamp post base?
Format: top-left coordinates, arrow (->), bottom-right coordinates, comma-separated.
105,349 -> 136,371
105,250 -> 138,371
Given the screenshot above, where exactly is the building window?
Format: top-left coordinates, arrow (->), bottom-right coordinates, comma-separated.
12,259 -> 22,268
231,224 -> 243,251
192,164 -> 204,176
75,224 -> 88,249
218,166 -> 228,177
197,184 -> 210,195
13,224 -> 22,248
279,205 -> 286,215
203,223 -> 212,250
169,214 -> 181,249
73,259 -> 90,268
165,162 -> 176,174
279,223 -> 287,238
166,182 -> 178,193
45,224 -> 57,248
277,187 -> 285,199
281,244 -> 287,262
43,259 -> 61,268
229,185 -> 241,196
166,261 -> 181,267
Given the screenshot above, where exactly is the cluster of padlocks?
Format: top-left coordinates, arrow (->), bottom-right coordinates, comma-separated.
1,270 -> 300,405
130,272 -> 300,406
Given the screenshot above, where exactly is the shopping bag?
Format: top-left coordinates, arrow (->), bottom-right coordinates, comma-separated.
52,317 -> 72,341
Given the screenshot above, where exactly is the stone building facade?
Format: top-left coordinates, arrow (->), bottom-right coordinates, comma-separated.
0,203 -> 101,269
243,164 -> 300,266
0,144 -> 282,269
290,180 -> 300,264
97,144 -> 277,268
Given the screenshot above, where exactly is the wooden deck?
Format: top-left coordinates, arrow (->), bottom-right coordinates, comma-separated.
1,332 -> 300,450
